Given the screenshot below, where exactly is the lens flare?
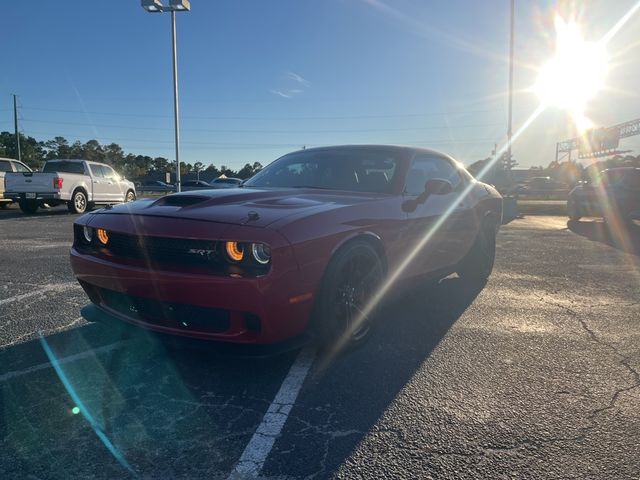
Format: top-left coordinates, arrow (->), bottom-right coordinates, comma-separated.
534,15 -> 608,131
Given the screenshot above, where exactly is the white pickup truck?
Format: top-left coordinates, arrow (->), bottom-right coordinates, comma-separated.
4,159 -> 136,214
1,157 -> 33,208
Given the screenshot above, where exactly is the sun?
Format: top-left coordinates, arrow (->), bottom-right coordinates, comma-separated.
534,15 -> 608,131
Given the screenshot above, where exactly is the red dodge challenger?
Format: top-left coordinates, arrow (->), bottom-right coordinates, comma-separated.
71,145 -> 502,346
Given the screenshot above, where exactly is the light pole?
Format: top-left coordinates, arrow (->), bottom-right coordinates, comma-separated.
141,0 -> 191,192
506,0 -> 515,177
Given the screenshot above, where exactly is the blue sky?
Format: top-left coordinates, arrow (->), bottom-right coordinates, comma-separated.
2,0 -> 640,170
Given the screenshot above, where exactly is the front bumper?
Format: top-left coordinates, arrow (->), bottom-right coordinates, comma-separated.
70,219 -> 316,344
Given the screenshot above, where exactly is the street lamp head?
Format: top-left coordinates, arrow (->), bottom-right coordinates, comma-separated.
141,0 -> 164,12
170,0 -> 191,11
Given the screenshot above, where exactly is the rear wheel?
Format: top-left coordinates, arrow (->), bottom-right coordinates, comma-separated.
68,190 -> 87,214
313,241 -> 384,348
457,220 -> 497,285
19,201 -> 39,214
125,190 -> 136,202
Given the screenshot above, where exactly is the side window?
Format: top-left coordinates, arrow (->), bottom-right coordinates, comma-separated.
102,166 -> 118,180
0,160 -> 12,172
12,162 -> 30,173
405,156 -> 462,195
90,164 -> 106,178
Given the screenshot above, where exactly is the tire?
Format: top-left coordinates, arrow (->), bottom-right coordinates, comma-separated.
0,203 -> 8,209
125,190 -> 136,203
567,198 -> 581,221
457,220 -> 497,285
312,241 -> 384,348
19,201 -> 39,214
69,190 -> 88,214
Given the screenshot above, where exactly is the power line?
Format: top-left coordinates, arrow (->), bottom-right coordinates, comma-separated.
19,117 -> 505,134
25,129 -> 497,147
18,105 -> 511,121
19,128 -> 496,152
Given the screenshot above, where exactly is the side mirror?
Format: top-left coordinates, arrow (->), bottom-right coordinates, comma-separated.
424,178 -> 453,195
402,178 -> 454,213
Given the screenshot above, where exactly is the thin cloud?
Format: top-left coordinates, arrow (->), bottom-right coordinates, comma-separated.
270,71 -> 309,99
270,89 -> 302,99
285,71 -> 310,86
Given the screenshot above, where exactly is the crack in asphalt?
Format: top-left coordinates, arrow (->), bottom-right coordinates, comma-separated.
326,290 -> 640,469
533,291 -> 640,442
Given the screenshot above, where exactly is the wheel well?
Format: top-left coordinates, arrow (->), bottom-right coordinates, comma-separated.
72,186 -> 88,199
333,233 -> 388,274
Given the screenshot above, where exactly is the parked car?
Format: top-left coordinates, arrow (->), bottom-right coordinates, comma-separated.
5,159 -> 136,214
567,167 -> 640,223
71,145 -> 502,347
135,180 -> 175,193
181,180 -> 214,191
0,157 -> 32,208
210,177 -> 243,189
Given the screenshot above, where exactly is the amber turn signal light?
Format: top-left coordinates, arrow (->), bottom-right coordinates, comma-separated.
225,241 -> 244,262
96,228 -> 109,245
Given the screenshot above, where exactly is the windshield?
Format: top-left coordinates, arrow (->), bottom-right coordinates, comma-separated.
244,149 -> 400,193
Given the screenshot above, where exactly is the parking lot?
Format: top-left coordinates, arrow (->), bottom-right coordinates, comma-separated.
1,204 -> 639,479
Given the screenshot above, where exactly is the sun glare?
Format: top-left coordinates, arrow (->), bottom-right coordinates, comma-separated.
535,15 -> 608,131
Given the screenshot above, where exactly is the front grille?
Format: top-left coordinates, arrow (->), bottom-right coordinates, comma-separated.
105,232 -> 221,266
73,226 -> 270,276
95,286 -> 230,333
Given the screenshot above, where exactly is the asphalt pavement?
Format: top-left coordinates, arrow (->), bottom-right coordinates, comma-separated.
0,204 -> 639,479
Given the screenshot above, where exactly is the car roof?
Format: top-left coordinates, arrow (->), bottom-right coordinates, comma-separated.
282,144 -> 450,158
45,159 -> 116,169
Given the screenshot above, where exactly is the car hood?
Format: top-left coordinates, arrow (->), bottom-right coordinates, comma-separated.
93,187 -> 384,228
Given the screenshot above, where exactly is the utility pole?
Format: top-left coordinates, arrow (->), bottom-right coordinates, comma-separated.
13,94 -> 21,162
506,0 -> 515,176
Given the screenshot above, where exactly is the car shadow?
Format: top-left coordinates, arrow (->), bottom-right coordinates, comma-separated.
0,276 -> 482,478
0,204 -> 75,220
567,218 -> 640,256
262,276 -> 484,477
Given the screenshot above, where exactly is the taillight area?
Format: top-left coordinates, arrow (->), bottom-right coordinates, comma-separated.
53,177 -> 63,189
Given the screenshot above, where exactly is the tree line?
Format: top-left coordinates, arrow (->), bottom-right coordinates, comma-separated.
0,132 -> 263,180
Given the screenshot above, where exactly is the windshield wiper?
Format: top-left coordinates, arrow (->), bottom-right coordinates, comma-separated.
289,185 -> 333,190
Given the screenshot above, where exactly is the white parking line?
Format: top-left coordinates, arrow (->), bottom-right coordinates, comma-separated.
0,340 -> 127,383
229,346 -> 316,479
0,282 -> 79,307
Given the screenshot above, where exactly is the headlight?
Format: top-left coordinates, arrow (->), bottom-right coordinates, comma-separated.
251,243 -> 271,265
225,241 -> 244,262
82,226 -> 94,243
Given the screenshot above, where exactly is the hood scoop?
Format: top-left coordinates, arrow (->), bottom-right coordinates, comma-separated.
153,195 -> 209,207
